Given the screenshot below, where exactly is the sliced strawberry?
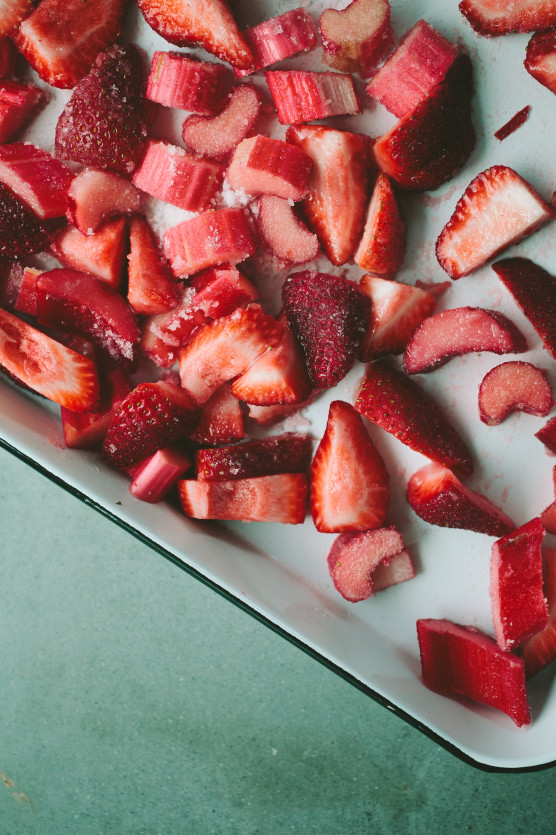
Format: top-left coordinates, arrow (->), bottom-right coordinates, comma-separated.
146,51 -> 232,114
14,266 -> 41,316
0,0 -> 35,35
0,180 -> 50,258
61,367 -> 130,449
52,217 -> 127,291
407,461 -> 515,536
459,0 -> 556,36
327,526 -> 404,602
195,433 -> 313,480
182,84 -> 261,160
536,415 -> 556,454
478,361 -> 553,425
358,275 -> 437,360
320,0 -> 393,76
127,216 -> 179,317
366,20 -> 457,117
266,70 -> 361,125
541,480 -> 556,534
355,360 -> 473,475
436,167 -> 554,279
141,289 -> 207,368
494,105 -> 531,141
0,307 -> 99,411
129,442 -> 192,503
246,394 -> 317,427
525,30 -> 556,94
55,45 -> 147,176
236,8 -> 317,77
416,619 -> 530,727
286,125 -> 371,265
282,270 -> 369,390
190,264 -> 258,319
354,173 -> 406,277
190,382 -> 245,446
254,195 -> 319,265
372,549 -> 415,592
523,548 -> 556,676
0,80 -> 46,144
0,37 -> 17,77
226,135 -> 313,201
0,143 -> 73,222
67,169 -> 142,235
373,54 -> 475,192
310,400 -> 390,533
137,0 -> 254,69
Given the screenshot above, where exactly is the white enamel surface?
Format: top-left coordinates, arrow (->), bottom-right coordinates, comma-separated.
3,0 -> 556,768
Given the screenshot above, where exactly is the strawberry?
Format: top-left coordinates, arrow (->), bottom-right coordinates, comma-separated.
190,265 -> 258,319
190,382 -> 245,446
541,470 -> 556,534
478,361 -> 553,425
137,0 -> 254,70
459,0 -> 556,36
141,291 -> 207,368
61,367 -> 130,449
436,167 -> 554,279
310,400 -> 390,533
353,173 -> 406,277
236,8 -> 317,77
286,125 -> 371,266
355,360 -> 473,476
0,307 -> 99,411
416,619 -> 530,727
0,261 -> 24,310
52,217 -> 128,291
490,518 -> 547,651
0,0 -> 35,35
282,271 -> 369,390
195,433 -> 313,480
66,169 -> 142,235
0,144 -> 73,221
320,0 -> 393,76
146,52 -> 232,114
0,80 -> 47,144
0,180 -> 50,258
265,70 -> 361,125
536,415 -> 556,455
327,526 -> 405,602
14,266 -> 40,317
11,0 -> 129,89
407,461 -> 515,537
129,443 -> 192,503
494,106 -> 531,141
103,380 -> 200,470
55,45 -> 147,176
373,54 -> 475,192
0,37 -> 17,77
522,548 -> 556,677
525,30 -> 556,95
254,195 -> 319,265
226,135 -> 313,202
127,216 -> 180,317
182,84 -> 261,160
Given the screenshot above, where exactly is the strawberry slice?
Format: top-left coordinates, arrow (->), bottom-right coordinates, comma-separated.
407,461 -> 515,537
181,84 -> 261,160
436,167 -> 554,279
66,169 -> 142,235
416,619 -> 530,727
0,180 -> 50,258
525,30 -> 556,94
14,266 -> 41,317
373,54 -> 475,192
254,195 -> 319,265
0,307 -> 99,411
0,144 -> 73,221
522,548 -> 556,677
536,415 -> 556,455
195,433 -> 313,480
146,52 -> 232,114
127,216 -> 180,316
459,0 -> 556,36
266,70 -> 361,125
190,382 -> 245,446
52,217 -> 128,291
0,80 -> 47,144
190,265 -> 258,319
0,0 -> 35,35
372,549 -> 415,592
129,443 -> 192,503
354,173 -> 406,277
236,8 -> 317,77
141,292 -> 207,368
310,400 -> 390,533
494,106 -> 531,141
320,0 -> 393,76
357,275 -> 437,360
490,518 -> 547,651
226,135 -> 313,201
478,361 -> 553,425
355,360 -> 473,475
0,37 -> 17,77
282,271 -> 369,390
61,367 -> 130,449
137,0 -> 254,70
327,526 -> 405,602
286,125 -> 371,265
55,45 -> 147,176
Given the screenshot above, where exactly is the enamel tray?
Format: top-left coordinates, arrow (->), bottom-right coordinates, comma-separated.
2,0 -> 556,771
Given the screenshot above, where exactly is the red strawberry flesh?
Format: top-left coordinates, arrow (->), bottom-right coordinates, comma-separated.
190,382 -> 245,446
523,547 -> 556,677
354,173 -> 406,277
478,361 -> 553,425
525,29 -> 556,94
0,80 -> 47,144
52,217 -> 127,291
0,180 -> 50,258
61,367 -> 130,449
127,215 -> 180,317
195,433 -> 313,480
459,0 -> 556,36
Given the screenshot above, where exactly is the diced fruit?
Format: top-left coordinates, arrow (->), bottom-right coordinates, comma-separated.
357,275 -> 437,360
236,8 -> 317,76
525,30 -> 556,94
0,180 -> 50,258
320,0 -> 392,75
61,367 -> 130,449
478,361 -> 553,425
372,549 -> 415,592
246,395 -> 316,427
490,518 -> 547,650
407,461 -> 515,536
415,279 -> 452,299
178,473 -> 308,524
494,106 -> 531,140
226,135 -> 313,201
354,173 -> 406,277
67,169 -> 142,235
286,125 -> 371,266
355,360 -> 473,475
0,260 -> 24,309
522,548 -> 556,677
0,144 -> 73,222
0,80 -> 46,143
190,264 -> 258,319
0,0 -> 34,35
127,216 -> 180,317
52,217 -> 127,290
436,167 -> 554,279
137,0 -> 254,70
403,307 -> 527,374
310,400 -> 390,533
459,0 -> 556,36
190,382 -> 245,445
55,45 -> 147,175
130,443 -> 192,503
0,37 -> 17,77
266,70 -> 361,125
141,290 -> 207,368
146,52 -> 232,114
373,54 -> 475,192
255,194 -> 319,265
195,433 -> 313,480
367,20 -> 457,117
541,468 -> 556,533
164,208 -> 256,277
182,84 -> 261,160
416,619 -> 530,727
0,307 -> 99,411
14,266 -> 40,316
282,270 -> 369,390
536,416 -> 556,454
327,526 -> 404,602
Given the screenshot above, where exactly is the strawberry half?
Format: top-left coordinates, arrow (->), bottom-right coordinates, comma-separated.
327,526 -> 405,602
190,382 -> 245,446
0,144 -> 73,222
0,80 -> 47,144
0,180 -> 50,258
522,548 -> 556,677
536,415 -> 556,455
61,367 -> 130,449
354,173 -> 406,277
195,433 -> 313,480
459,0 -> 556,36
478,361 -> 553,425
525,30 -> 556,95
541,469 -> 556,535
127,216 -> 180,317
0,0 -> 35,35
52,217 -> 128,291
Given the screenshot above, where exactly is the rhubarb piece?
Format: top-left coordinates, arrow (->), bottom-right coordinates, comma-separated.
141,289 -> 207,368
0,180 -> 50,258
286,125 -> 371,266
494,106 -> 531,140
479,361 -> 553,425
36,268 -> 140,369
407,461 -> 515,536
0,307 -> 99,411
164,208 -> 256,277
0,0 -> 35,35
310,400 -> 390,533
266,70 -> 361,125
130,443 -> 192,503
127,216 -> 179,316
536,416 -> 556,455
237,8 -> 317,76
0,37 -> 17,77
255,195 -> 319,265
436,167 -> 554,279
14,266 -> 40,317
355,361 -> 473,476
226,135 -> 313,201
190,383 -> 245,445
182,84 -> 261,160
190,265 -> 258,319
416,619 -> 530,727
282,270 -> 369,390
327,526 -> 404,602
52,217 -> 127,291
320,0 -> 393,75
491,518 -> 547,650
525,30 -> 556,94
146,52 -> 232,114
366,20 -> 457,117
178,304 -> 282,404
523,548 -> 556,676
459,0 -> 556,36
61,368 -> 130,449
354,173 -> 406,277
0,80 -> 46,143
195,433 -> 313,480
55,45 -> 147,175
372,549 -> 415,592
178,473 -> 308,524
403,307 -> 527,374
67,169 -> 142,235
357,275 -> 437,360
137,0 -> 254,70
541,468 -> 556,533
0,144 -> 73,222
373,54 -> 475,192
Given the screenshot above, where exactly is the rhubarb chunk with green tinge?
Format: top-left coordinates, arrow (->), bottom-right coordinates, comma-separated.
266,70 -> 361,125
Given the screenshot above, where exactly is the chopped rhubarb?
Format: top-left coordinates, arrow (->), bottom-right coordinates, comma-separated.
190,265 -> 258,320
146,52 -> 232,114
195,433 -> 313,480
182,84 -> 261,160
67,168 -> 142,235
541,468 -> 556,534
266,70 -> 361,125
226,135 -> 313,201
190,382 -> 246,446
478,361 -> 553,425
494,106 -> 531,140
61,368 -> 131,449
320,0 -> 393,76
459,0 -> 556,36
372,549 -> 415,592
236,9 -> 317,77
0,261 -> 24,310
52,217 -> 128,291
523,548 -> 556,677
130,443 -> 192,503
327,526 -> 405,602
354,173 -> 406,277
255,194 -> 319,264
0,80 -> 47,144
0,143 -> 73,220
525,30 -> 556,95
127,216 -> 180,317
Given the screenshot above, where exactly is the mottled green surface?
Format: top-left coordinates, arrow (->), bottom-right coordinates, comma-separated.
1,447 -> 556,835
